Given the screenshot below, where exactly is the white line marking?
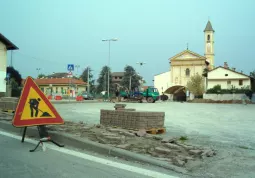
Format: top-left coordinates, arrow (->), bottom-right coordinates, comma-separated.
0,130 -> 178,178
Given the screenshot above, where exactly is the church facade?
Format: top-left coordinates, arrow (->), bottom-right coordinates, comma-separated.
154,21 -> 215,100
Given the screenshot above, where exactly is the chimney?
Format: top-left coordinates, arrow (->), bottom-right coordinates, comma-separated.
224,62 -> 228,68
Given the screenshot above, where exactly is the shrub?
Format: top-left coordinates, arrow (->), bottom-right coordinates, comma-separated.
206,85 -> 253,95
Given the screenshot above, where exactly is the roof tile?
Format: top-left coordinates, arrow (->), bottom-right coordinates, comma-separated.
22,78 -> 86,86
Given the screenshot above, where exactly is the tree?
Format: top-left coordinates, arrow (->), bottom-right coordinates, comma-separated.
96,66 -> 113,93
121,65 -> 142,91
6,66 -> 22,86
250,70 -> 255,78
38,74 -> 46,78
80,67 -> 96,93
202,68 -> 209,77
6,67 -> 22,97
186,73 -> 205,97
250,70 -> 255,92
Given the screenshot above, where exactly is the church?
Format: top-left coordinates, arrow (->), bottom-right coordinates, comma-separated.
154,21 -> 215,100
154,20 -> 253,101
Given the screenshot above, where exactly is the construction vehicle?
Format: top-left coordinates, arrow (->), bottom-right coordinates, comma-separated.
120,87 -> 160,103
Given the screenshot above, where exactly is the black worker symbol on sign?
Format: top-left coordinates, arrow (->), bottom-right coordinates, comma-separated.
28,98 -> 52,117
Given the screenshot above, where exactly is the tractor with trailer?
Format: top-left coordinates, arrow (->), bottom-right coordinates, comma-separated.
119,87 -> 160,103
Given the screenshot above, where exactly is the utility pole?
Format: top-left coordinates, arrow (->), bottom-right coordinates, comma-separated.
129,76 -> 132,92
104,73 -> 107,91
10,51 -> 13,67
87,66 -> 90,93
36,68 -> 41,78
75,65 -> 80,77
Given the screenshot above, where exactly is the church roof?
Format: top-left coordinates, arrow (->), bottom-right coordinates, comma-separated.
169,49 -> 206,61
204,21 -> 215,32
208,66 -> 251,78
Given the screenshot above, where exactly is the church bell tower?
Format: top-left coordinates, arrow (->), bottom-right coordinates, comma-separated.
204,20 -> 215,68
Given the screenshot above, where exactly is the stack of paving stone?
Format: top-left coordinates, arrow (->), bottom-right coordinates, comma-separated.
114,104 -> 136,111
0,97 -> 19,111
100,109 -> 165,130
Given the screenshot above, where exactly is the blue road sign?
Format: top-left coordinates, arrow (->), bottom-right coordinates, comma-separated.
67,64 -> 74,71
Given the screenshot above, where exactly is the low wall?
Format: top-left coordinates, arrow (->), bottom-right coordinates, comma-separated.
203,94 -> 255,101
0,97 -> 19,110
100,110 -> 165,130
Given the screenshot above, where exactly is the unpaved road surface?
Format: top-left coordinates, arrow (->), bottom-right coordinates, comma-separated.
54,101 -> 255,178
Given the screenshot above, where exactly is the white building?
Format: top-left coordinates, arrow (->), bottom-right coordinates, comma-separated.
154,71 -> 171,94
207,65 -> 251,90
0,33 -> 18,92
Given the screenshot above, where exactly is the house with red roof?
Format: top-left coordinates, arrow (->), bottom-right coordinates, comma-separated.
206,63 -> 253,90
22,77 -> 87,97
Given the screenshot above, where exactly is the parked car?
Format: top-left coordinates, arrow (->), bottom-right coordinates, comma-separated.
81,92 -> 94,100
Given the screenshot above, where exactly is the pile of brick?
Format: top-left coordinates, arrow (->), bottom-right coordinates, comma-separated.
100,106 -> 165,130
0,97 -> 19,111
114,104 -> 136,111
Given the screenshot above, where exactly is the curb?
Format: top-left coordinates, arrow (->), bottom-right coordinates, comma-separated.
1,110 -> 15,113
0,120 -> 187,174
51,100 -> 101,104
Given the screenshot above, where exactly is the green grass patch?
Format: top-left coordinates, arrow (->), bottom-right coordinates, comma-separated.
179,136 -> 188,141
238,145 -> 249,149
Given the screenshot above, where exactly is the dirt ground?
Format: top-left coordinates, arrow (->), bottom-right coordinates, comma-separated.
2,101 -> 255,177
48,121 -> 217,168
0,112 -> 216,171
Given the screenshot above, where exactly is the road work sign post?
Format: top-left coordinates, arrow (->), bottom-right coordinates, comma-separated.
12,76 -> 65,152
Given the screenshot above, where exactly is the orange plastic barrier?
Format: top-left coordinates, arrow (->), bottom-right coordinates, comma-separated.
54,95 -> 62,100
76,96 -> 84,101
47,95 -> 52,100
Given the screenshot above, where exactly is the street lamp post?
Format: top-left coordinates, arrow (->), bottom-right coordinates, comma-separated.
36,68 -> 41,78
102,38 -> 118,100
136,62 -> 146,90
75,65 -> 80,77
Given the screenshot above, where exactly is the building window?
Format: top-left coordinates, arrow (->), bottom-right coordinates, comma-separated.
225,74 -> 228,76
56,87 -> 58,93
115,77 -> 117,79
239,80 -> 243,86
227,80 -> 231,85
119,77 -> 122,79
185,68 -> 190,77
207,34 -> 210,41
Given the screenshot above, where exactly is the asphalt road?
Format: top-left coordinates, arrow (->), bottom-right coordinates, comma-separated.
0,133 -> 172,178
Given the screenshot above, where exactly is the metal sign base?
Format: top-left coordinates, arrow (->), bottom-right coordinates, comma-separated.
21,125 -> 64,152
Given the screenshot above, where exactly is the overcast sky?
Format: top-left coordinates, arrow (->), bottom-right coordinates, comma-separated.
1,0 -> 255,85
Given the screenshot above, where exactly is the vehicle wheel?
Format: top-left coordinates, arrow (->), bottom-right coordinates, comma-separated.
147,97 -> 154,103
